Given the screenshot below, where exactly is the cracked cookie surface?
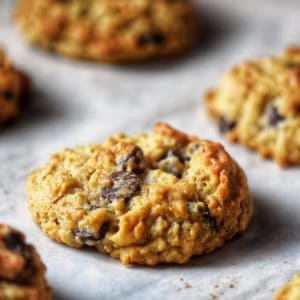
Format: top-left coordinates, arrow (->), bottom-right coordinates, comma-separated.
26,123 -> 252,265
14,0 -> 199,62
0,224 -> 51,300
0,49 -> 30,125
205,48 -> 300,167
274,274 -> 300,300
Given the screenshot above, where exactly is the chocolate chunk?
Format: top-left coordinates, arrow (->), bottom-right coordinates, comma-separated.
158,150 -> 185,177
98,222 -> 110,240
138,33 -> 165,47
73,229 -> 100,243
101,171 -> 141,203
218,117 -> 236,133
3,90 -> 14,101
268,106 -> 285,126
119,146 -> 145,174
74,222 -> 110,243
4,232 -> 26,253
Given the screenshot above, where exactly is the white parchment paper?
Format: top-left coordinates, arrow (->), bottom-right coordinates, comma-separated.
0,1 -> 299,299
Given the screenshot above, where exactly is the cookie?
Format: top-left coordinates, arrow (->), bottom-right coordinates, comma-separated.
14,0 -> 199,62
274,274 -> 300,300
0,49 -> 30,125
26,123 -> 252,266
205,48 -> 300,167
0,224 -> 51,300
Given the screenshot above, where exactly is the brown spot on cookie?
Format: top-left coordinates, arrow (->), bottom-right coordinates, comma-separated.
218,117 -> 236,133
101,171 -> 141,203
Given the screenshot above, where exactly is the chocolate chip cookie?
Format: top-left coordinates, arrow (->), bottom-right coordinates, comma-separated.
26,123 -> 252,266
0,224 -> 51,300
14,0 -> 199,62
205,48 -> 300,167
274,274 -> 300,300
0,49 -> 30,125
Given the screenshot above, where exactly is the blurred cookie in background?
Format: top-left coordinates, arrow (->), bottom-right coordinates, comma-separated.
205,48 -> 300,167
274,274 -> 300,300
0,224 -> 51,300
14,0 -> 199,63
0,49 -> 30,125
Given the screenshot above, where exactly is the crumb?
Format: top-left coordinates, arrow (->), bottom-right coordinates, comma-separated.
176,288 -> 182,293
229,284 -> 235,288
214,284 -> 219,288
184,282 -> 192,289
180,278 -> 183,281
210,294 -> 218,300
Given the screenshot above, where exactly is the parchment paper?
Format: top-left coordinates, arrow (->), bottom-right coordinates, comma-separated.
0,1 -> 299,299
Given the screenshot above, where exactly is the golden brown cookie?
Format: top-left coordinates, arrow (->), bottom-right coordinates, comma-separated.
274,274 -> 300,300
0,49 -> 30,125
0,224 -> 51,300
26,123 -> 252,266
14,0 -> 199,62
205,48 -> 300,167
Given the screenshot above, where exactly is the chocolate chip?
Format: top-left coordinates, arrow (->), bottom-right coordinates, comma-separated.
4,232 -> 26,253
101,171 -> 141,203
138,33 -> 165,47
119,146 -> 145,174
98,222 -> 110,240
218,117 -> 236,133
73,229 -> 100,243
268,106 -> 285,126
3,90 -> 14,101
74,222 -> 110,243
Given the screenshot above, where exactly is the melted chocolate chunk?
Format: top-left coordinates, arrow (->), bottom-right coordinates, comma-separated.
218,117 -> 236,133
101,171 -> 141,203
119,146 -> 145,174
138,33 -> 165,47
4,232 -> 26,253
268,106 -> 285,126
201,209 -> 216,230
3,90 -> 14,101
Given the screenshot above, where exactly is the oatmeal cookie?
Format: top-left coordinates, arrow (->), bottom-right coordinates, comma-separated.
26,123 -> 252,265
274,274 -> 300,300
0,224 -> 51,300
205,48 -> 300,167
0,49 -> 30,125
14,0 -> 199,62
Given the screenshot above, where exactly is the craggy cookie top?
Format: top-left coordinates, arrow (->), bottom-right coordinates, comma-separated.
274,274 -> 300,300
26,123 -> 252,265
15,0 -> 199,62
205,48 -> 300,166
0,224 -> 51,300
0,49 -> 30,125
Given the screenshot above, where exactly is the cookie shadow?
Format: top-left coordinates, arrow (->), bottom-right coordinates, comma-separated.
142,191 -> 299,271
0,88 -> 64,136
184,191 -> 299,268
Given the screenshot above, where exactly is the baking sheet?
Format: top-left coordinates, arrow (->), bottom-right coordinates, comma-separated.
1,1 -> 300,299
